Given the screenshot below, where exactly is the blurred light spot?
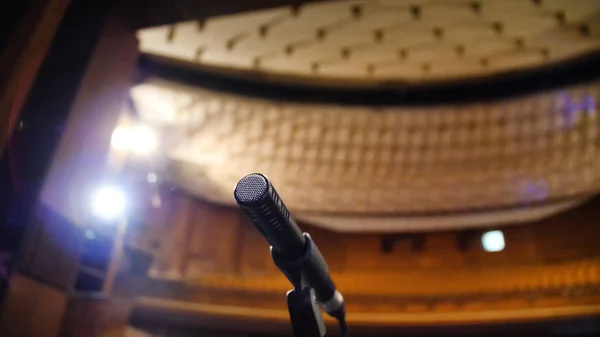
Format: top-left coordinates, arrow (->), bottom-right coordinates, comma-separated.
482,230 -> 505,252
91,186 -> 126,220
85,230 -> 96,240
151,194 -> 162,208
519,177 -> 548,204
131,124 -> 157,154
147,173 -> 157,183
556,93 -> 597,128
111,126 -> 131,152
18,120 -> 24,131
533,178 -> 548,201
584,95 -> 596,115
110,124 -> 157,155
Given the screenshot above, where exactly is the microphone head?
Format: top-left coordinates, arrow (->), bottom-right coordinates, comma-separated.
234,173 -> 305,255
234,173 -> 269,204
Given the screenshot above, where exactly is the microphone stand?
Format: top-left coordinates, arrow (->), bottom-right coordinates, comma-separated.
271,234 -> 326,337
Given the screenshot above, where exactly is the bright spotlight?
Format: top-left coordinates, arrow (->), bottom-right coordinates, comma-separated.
91,186 -> 126,220
147,173 -> 157,183
130,124 -> 157,155
482,230 -> 505,252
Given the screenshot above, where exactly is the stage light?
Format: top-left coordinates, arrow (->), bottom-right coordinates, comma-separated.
91,186 -> 126,220
482,230 -> 505,252
147,173 -> 157,183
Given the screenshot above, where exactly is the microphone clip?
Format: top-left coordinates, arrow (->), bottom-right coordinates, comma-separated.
271,234 -> 326,337
270,233 -> 314,289
286,287 -> 326,337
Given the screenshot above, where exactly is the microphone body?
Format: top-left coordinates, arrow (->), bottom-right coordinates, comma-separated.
234,173 -> 345,318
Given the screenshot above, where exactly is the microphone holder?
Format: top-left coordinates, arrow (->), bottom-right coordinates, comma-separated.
271,234 -> 326,337
287,287 -> 326,337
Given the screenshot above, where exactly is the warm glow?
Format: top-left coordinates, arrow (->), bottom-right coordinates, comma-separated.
151,193 -> 162,208
482,230 -> 505,252
130,124 -> 157,155
110,126 -> 132,152
91,186 -> 126,220
110,124 -> 157,155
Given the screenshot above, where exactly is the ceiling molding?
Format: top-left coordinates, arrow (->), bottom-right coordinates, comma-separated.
138,51 -> 600,106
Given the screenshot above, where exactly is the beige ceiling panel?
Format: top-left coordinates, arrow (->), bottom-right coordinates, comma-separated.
288,44 -> 350,68
358,5 -> 414,28
372,62 -> 425,79
230,36 -> 283,61
430,59 -> 487,78
541,0 -> 600,22
317,61 -> 369,78
419,3 -> 476,27
478,0 -> 540,20
383,26 -> 438,48
259,55 -> 312,76
174,21 -> 221,51
201,49 -> 255,69
529,27 -> 599,53
138,0 -> 600,83
342,45 -> 398,64
547,40 -> 600,63
138,25 -> 197,61
501,16 -> 560,38
489,51 -> 547,72
442,23 -> 499,43
462,39 -> 518,58
203,7 -> 290,33
406,44 -> 458,63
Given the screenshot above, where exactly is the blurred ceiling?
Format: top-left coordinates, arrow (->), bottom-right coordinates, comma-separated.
137,0 -> 600,84
124,2 -> 600,328
131,78 -> 598,232
132,0 -> 600,232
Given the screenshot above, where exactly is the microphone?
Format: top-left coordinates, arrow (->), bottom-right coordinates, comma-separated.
234,173 -> 345,319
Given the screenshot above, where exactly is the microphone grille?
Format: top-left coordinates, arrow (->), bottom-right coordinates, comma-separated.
234,173 -> 269,204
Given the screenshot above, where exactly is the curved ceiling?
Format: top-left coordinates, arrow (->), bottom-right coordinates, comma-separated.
131,78 -> 599,232
132,0 -> 600,232
137,0 -> 600,84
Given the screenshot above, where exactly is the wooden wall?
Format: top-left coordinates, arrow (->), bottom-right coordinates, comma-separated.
0,0 -> 71,156
128,189 -> 600,278
0,274 -> 68,337
61,294 -> 134,337
120,188 -> 600,329
1,1 -> 139,336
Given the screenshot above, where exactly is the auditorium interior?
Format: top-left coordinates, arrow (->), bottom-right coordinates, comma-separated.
1,0 -> 600,336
